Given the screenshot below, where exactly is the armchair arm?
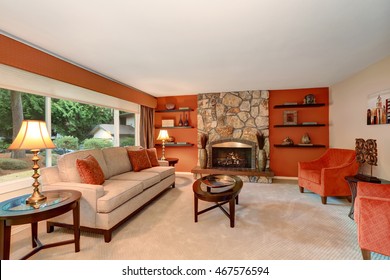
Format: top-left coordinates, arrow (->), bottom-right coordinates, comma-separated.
298,158 -> 325,170
355,196 -> 390,256
321,160 -> 359,195
357,182 -> 390,198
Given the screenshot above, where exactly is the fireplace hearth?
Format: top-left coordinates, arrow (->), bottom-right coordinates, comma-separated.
209,139 -> 256,169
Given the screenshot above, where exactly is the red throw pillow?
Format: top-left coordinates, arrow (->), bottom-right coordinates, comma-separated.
146,148 -> 160,167
76,155 -> 105,185
128,149 -> 152,171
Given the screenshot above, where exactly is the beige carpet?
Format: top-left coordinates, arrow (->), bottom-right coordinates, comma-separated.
9,174 -> 389,260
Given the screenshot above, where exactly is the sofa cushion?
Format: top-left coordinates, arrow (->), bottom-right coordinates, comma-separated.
300,169 -> 321,184
76,155 -> 105,185
57,149 -> 108,182
102,147 -> 131,177
146,148 -> 160,167
97,180 -> 143,213
141,166 -> 175,180
110,171 -> 161,190
127,149 -> 152,171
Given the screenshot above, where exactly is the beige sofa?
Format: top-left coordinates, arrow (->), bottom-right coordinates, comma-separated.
40,146 -> 175,242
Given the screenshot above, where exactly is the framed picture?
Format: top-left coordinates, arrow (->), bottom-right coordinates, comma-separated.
366,89 -> 390,125
283,110 -> 297,125
161,119 -> 174,127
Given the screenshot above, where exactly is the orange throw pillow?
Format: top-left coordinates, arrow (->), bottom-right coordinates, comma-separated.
76,155 -> 105,185
128,149 -> 152,171
146,148 -> 160,167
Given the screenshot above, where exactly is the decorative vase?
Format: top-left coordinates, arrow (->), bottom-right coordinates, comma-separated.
178,115 -> 183,126
258,149 -> 267,171
184,113 -> 189,126
199,148 -> 208,169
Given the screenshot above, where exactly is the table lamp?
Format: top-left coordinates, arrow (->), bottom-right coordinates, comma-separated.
8,120 -> 56,204
157,129 -> 170,160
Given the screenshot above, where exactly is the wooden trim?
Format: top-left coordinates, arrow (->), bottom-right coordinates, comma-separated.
0,34 -> 157,108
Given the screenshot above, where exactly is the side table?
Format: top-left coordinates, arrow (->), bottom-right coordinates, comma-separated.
345,176 -> 390,220
165,157 -> 179,167
0,190 -> 81,260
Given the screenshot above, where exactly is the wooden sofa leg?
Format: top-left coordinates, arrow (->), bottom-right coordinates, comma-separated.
361,249 -> 371,260
172,182 -> 175,188
104,231 -> 112,243
299,186 -> 304,193
321,196 -> 327,204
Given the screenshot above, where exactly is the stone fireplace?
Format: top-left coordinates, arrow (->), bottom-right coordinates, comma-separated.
210,138 -> 256,169
197,90 -> 270,182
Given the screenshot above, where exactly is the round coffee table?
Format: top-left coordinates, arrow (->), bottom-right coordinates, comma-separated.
193,175 -> 243,228
0,190 -> 81,260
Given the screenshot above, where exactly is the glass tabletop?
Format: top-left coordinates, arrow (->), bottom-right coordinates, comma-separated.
1,191 -> 72,212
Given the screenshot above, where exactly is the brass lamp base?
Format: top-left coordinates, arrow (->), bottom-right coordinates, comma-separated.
26,189 -> 47,205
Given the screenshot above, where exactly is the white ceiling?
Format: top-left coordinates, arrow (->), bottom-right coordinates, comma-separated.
1,0 -> 390,97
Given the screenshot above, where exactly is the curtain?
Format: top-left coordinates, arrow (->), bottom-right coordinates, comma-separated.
140,105 -> 155,148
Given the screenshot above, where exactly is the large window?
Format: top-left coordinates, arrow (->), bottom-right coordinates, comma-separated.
0,88 -> 137,184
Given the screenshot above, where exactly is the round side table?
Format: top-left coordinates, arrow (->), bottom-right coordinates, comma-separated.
0,190 -> 81,260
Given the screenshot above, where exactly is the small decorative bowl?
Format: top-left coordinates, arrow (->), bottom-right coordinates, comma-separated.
165,103 -> 175,110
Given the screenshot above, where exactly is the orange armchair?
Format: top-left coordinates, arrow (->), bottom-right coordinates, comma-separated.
298,148 -> 359,204
354,181 -> 390,259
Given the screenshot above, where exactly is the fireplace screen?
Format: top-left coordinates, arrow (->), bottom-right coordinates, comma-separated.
210,140 -> 256,169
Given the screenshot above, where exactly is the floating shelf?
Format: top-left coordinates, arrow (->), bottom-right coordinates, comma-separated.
274,144 -> 326,148
156,108 -> 193,112
274,124 -> 326,127
155,126 -> 193,129
274,103 -> 325,109
155,143 -> 194,147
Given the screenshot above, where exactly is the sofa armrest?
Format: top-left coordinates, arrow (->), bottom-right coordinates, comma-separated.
158,160 -> 169,166
43,182 -> 104,227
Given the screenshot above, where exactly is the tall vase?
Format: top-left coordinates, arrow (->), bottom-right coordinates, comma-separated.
258,149 -> 267,171
199,148 -> 208,169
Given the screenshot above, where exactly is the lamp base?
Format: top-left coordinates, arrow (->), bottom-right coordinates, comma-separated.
25,190 -> 47,205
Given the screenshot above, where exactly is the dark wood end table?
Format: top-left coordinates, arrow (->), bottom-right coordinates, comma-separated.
193,175 -> 243,228
0,190 -> 81,260
165,158 -> 179,167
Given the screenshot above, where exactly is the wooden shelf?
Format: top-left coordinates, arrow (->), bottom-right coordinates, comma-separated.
274,124 -> 325,127
155,143 -> 194,147
274,103 -> 325,109
156,108 -> 193,113
155,126 -> 194,129
274,144 -> 326,148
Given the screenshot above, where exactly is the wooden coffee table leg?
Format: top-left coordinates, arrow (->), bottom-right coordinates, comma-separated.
229,197 -> 235,228
194,195 -> 198,223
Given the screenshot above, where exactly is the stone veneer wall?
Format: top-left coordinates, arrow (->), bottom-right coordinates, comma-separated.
197,90 -> 270,181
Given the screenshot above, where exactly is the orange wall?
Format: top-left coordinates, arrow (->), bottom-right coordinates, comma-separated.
269,88 -> 329,177
0,34 -> 157,108
155,95 -> 198,172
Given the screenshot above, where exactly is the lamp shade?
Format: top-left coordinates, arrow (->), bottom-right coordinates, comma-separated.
157,129 -> 170,141
8,120 -> 56,150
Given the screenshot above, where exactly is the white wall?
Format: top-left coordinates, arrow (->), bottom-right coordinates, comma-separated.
330,55 -> 390,180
